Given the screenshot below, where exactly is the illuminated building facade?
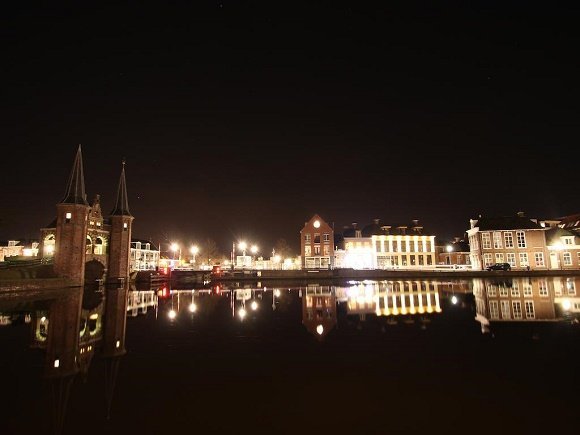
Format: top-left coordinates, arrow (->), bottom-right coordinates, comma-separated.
300,214 -> 334,269
337,219 -> 436,269
130,239 -> 160,271
467,213 -> 549,271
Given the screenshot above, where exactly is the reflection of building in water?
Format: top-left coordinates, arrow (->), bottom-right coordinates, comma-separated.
25,284 -> 130,432
301,285 -> 337,339
473,277 -> 580,325
127,290 -> 157,317
335,280 -> 442,317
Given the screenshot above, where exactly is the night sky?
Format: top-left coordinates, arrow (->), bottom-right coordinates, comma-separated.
1,2 -> 579,254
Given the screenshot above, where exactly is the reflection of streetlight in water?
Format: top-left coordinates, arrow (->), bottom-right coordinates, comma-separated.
189,290 -> 197,313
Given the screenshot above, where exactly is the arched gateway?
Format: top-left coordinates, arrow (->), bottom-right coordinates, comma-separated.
39,146 -> 134,285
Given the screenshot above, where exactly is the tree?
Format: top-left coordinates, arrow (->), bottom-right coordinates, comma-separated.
273,238 -> 294,258
201,238 -> 221,265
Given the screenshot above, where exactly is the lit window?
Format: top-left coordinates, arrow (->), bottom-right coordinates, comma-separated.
493,232 -> 502,249
516,231 -> 526,248
481,233 -> 491,249
504,232 -> 514,248
563,252 -> 572,266
534,252 -> 545,267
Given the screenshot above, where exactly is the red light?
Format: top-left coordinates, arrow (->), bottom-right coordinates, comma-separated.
162,287 -> 168,297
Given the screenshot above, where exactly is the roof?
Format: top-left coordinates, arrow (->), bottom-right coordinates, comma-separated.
61,145 -> 89,205
545,227 -> 577,244
474,216 -> 544,231
110,162 -> 132,216
131,239 -> 159,250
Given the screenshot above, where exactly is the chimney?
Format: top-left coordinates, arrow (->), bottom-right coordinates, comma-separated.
517,211 -> 525,218
470,219 -> 478,229
351,222 -> 358,229
412,219 -> 419,226
355,230 -> 362,238
454,237 -> 461,243
373,218 -> 380,225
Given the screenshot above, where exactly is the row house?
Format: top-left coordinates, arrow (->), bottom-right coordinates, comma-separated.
300,214 -> 334,269
130,239 -> 160,271
467,213 -> 549,271
335,219 -> 436,269
468,212 -> 580,271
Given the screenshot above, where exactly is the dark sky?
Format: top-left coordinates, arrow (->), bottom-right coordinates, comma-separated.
1,2 -> 579,255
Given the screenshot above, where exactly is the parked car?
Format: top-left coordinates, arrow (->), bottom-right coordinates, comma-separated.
486,263 -> 511,271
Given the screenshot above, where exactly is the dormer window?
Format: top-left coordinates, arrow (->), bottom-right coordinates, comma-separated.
96,221 -> 101,227
136,242 -> 141,250
145,243 -> 150,250
90,221 -> 94,226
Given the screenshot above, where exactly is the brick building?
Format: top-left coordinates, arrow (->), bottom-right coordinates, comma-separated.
39,146 -> 134,284
300,214 -> 334,269
467,213 -> 549,271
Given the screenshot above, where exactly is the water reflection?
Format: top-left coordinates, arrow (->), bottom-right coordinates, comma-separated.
473,276 -> 580,333
2,276 -> 580,433
0,283 -> 138,434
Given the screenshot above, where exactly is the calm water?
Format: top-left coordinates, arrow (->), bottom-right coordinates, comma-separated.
1,276 -> 580,434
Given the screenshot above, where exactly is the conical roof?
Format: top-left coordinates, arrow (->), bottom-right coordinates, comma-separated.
110,162 -> 131,216
61,145 -> 88,205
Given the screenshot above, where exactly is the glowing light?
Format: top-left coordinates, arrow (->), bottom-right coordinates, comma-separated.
446,245 -> 453,253
190,245 -> 199,254
168,309 -> 177,320
251,301 -> 258,311
89,314 -> 99,320
273,255 -> 281,263
238,241 -> 247,251
65,212 -> 72,219
189,303 -> 197,313
115,340 -> 120,348
54,359 -> 60,368
563,300 -> 572,310
316,324 -> 324,335
238,308 -> 247,319
40,316 -> 47,322
274,289 -> 281,297
451,296 -> 458,305
170,243 -> 179,252
313,220 -> 321,228
251,245 -> 258,254
45,245 -> 54,254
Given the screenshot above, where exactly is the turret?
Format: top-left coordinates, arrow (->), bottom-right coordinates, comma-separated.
107,162 -> 134,284
54,145 -> 91,285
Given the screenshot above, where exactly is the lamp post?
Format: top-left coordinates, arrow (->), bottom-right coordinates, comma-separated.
170,242 -> 181,267
250,245 -> 258,268
190,245 -> 199,268
446,245 -> 453,266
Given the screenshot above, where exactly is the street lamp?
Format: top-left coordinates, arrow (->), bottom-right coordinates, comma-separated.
190,245 -> 199,267
446,245 -> 453,265
170,243 -> 180,260
238,241 -> 247,256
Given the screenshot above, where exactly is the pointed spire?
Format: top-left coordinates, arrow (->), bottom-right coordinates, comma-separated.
61,145 -> 88,205
110,160 -> 131,216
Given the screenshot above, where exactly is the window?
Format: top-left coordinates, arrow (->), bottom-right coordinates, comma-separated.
504,232 -> 514,248
425,241 -> 431,252
314,246 -> 321,255
516,231 -> 526,248
523,282 -> 532,297
510,285 -> 520,297
489,301 -> 499,319
136,242 -> 141,250
493,232 -> 502,249
375,241 -> 381,252
323,245 -> 329,256
123,222 -> 128,231
483,253 -> 493,266
418,241 -> 423,252
524,301 -> 535,319
519,252 -> 529,267
499,286 -> 508,297
506,253 -> 516,267
65,212 -> 72,223
304,246 -> 311,256
482,233 -> 491,249
314,234 -> 320,244
488,285 -> 497,297
427,256 -> 432,265
323,233 -> 330,242
305,234 -> 311,243
501,301 -> 511,319
392,240 -> 398,252
563,252 -> 572,266
534,252 -> 545,267
538,280 -> 548,296
567,278 -> 576,295
418,255 -> 424,265
495,253 -> 504,263
563,237 -> 573,245
512,301 -> 522,319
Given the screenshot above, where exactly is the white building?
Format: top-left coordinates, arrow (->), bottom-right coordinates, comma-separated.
130,239 -> 160,271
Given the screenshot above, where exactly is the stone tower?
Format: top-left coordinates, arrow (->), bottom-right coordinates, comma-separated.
107,162 -> 134,283
54,145 -> 90,285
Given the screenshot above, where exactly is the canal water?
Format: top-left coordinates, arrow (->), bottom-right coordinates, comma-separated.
1,276 -> 579,434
